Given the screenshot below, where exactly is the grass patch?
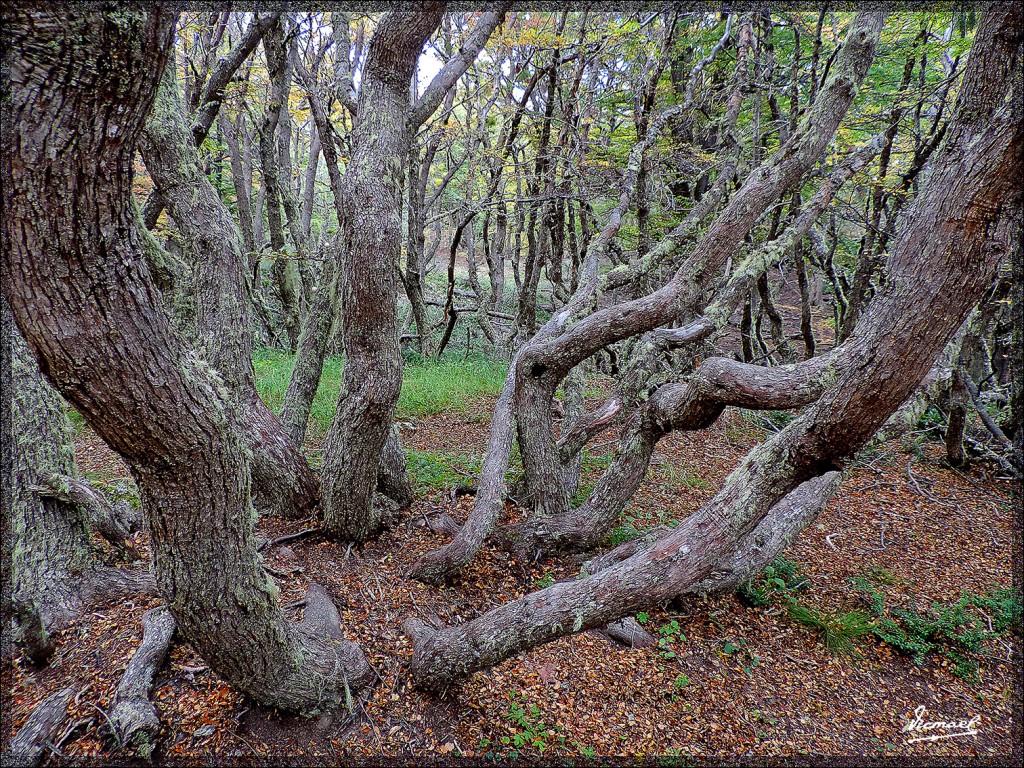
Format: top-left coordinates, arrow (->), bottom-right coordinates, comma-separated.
786,602 -> 874,658
252,348 -> 507,432
406,449 -> 483,491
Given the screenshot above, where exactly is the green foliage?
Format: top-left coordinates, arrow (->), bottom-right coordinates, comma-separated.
533,572 -> 555,590
479,692 -> 566,759
720,637 -> 761,677
657,619 -> 686,660
850,579 -> 1021,681
786,602 -> 874,658
736,557 -> 810,607
405,449 -> 482,491
668,674 -> 689,702
916,404 -> 947,433
252,348 -> 508,433
608,521 -> 643,546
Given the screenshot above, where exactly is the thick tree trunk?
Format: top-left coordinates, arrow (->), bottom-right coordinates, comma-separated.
406,4 -> 1022,688
140,61 -> 319,520
320,6 -> 447,542
3,6 -> 372,714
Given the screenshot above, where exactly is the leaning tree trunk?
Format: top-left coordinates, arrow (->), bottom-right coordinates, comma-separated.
7,307 -> 151,664
406,3 -> 1022,689
140,61 -> 319,520
319,6 -> 447,541
513,12 -> 886,522
3,6 -> 372,714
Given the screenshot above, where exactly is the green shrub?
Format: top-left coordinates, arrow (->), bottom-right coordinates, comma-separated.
736,556 -> 810,607
850,579 -> 1021,681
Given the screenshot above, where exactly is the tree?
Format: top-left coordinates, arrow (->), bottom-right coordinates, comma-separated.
404,3 -> 1022,690
318,4 -> 509,541
3,6 -> 371,714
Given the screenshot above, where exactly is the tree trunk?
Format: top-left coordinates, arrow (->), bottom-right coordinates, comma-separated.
259,18 -> 302,351
8,308 -> 151,663
406,4 -> 1022,689
512,12 -> 885,522
320,6 -> 447,542
3,6 -> 373,714
140,60 -> 319,520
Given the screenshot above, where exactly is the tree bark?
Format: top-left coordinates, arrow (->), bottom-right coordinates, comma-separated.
8,308 -> 151,663
140,59 -> 319,520
259,17 -> 302,350
3,6 -> 373,714
4,688 -> 73,768
320,5 -> 448,542
108,607 -> 177,755
406,4 -> 1022,689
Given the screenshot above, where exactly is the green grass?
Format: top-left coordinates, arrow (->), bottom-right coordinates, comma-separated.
786,602 -> 874,657
252,348 -> 508,432
406,449 -> 483,491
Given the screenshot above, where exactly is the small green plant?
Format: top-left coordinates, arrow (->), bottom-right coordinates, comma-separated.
669,673 -> 690,702
502,693 -> 565,755
533,573 -> 555,590
736,557 -> 810,607
635,612 -> 649,625
657,619 -> 686,659
608,521 -> 643,546
786,602 -> 874,657
765,409 -> 797,430
849,580 -> 1021,682
721,637 -> 760,676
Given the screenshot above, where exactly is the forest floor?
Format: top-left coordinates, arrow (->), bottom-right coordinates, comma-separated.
4,385 -> 1020,765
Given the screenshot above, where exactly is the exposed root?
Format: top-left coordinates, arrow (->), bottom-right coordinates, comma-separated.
603,617 -> 657,649
32,473 -> 140,548
108,606 -> 176,755
4,687 -> 73,767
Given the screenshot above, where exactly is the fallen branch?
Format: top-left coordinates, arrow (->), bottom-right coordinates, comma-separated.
108,606 -> 176,755
4,687 -> 73,767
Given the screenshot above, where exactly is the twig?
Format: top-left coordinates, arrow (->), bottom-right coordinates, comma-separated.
258,527 -> 319,553
905,460 -> 952,507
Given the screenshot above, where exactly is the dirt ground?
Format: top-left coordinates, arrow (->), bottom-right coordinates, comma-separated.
3,390 -> 1020,765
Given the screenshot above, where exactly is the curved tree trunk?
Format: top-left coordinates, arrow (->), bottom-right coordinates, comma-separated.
140,60 -> 319,520
406,4 -> 1022,689
320,6 -> 447,541
3,6 -> 372,714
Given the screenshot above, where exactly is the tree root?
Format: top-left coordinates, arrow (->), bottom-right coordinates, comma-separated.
32,473 -> 140,548
603,617 -> 656,649
4,687 -> 73,767
12,598 -> 55,665
108,606 -> 176,755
